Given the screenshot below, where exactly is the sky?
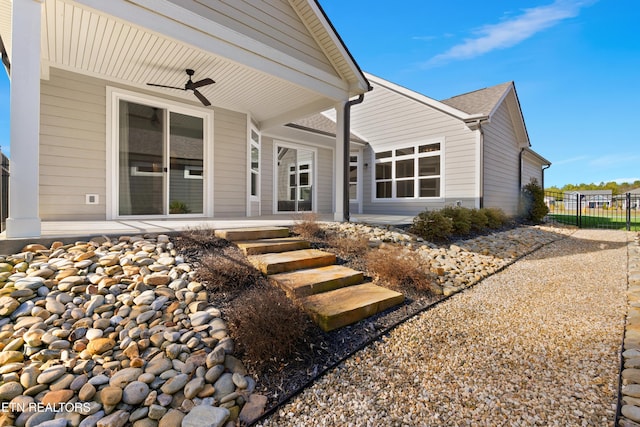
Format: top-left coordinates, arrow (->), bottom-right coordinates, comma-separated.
0,0 -> 638,188
318,0 -> 640,188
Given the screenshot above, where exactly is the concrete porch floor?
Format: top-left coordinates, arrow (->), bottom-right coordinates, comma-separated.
0,214 -> 414,254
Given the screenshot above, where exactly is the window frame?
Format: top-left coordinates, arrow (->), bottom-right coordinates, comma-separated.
373,140 -> 443,201
249,127 -> 260,200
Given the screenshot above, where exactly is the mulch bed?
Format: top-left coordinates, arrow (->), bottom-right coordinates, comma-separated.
173,227 -> 444,417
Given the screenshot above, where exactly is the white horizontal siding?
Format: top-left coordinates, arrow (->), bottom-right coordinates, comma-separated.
316,147 -> 333,214
166,0 -> 334,75
357,83 -> 479,216
40,68 -> 107,220
482,102 -> 521,216
261,136 -> 274,215
213,108 -> 248,217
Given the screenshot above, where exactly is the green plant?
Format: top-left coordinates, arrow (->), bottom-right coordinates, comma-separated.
410,210 -> 453,241
227,284 -> 310,369
469,208 -> 488,233
169,200 -> 191,214
482,207 -> 508,229
521,179 -> 549,223
292,212 -> 325,239
441,206 -> 472,235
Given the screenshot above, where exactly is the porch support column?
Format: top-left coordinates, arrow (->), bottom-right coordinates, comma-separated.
5,0 -> 43,238
333,102 -> 346,222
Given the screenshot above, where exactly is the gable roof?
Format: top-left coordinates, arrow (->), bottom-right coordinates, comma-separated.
440,82 -> 513,117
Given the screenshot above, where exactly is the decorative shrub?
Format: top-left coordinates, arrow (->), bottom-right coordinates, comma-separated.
410,210 -> 454,241
227,285 -> 309,369
441,206 -> 472,235
327,232 -> 370,257
521,179 -> 549,223
482,207 -> 508,229
366,247 -> 438,294
292,212 -> 325,239
169,200 -> 191,214
178,227 -> 229,251
469,208 -> 489,233
198,249 -> 266,300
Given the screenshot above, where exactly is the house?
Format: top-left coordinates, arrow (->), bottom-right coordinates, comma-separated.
291,73 -> 551,217
613,188 -> 640,209
563,190 -> 612,210
0,0 -> 371,238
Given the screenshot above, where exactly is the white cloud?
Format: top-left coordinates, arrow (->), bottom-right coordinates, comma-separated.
553,155 -> 588,165
425,0 -> 594,66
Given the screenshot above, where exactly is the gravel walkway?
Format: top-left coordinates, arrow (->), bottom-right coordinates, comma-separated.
259,229 -> 628,426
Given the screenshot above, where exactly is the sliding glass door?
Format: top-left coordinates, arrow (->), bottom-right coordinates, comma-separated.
118,100 -> 204,216
276,145 -> 314,212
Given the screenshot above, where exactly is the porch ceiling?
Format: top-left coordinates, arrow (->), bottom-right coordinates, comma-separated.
4,0 -> 348,128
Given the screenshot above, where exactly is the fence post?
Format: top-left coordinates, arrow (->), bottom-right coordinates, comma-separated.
577,193 -> 581,228
627,192 -> 632,231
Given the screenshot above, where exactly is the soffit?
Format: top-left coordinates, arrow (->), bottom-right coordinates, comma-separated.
36,0 -> 341,126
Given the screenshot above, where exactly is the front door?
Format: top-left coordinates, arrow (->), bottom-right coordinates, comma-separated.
118,100 -> 204,216
276,145 -> 314,212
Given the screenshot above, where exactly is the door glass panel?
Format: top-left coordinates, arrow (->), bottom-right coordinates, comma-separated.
119,101 -> 164,215
277,146 -> 313,212
169,112 -> 203,214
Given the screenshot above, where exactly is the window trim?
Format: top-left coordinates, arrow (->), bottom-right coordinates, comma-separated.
372,140 -> 444,201
249,126 -> 260,201
349,152 -> 361,203
106,87 -> 214,219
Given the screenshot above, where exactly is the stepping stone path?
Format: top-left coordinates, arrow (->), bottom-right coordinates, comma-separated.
0,234 -> 265,427
215,227 -> 404,332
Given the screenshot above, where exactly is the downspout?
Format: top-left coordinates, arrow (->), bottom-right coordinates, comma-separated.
478,122 -> 484,208
541,164 -> 551,189
343,94 -> 365,222
518,147 -> 526,190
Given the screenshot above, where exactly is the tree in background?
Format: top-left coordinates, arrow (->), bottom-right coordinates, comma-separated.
546,180 -> 640,195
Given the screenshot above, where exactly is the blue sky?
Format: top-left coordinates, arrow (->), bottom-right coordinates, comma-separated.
319,0 -> 640,188
0,0 -> 638,188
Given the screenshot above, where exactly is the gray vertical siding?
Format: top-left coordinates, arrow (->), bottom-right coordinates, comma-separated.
213,108 -> 247,217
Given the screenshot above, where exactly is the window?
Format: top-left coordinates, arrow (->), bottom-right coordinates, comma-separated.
349,155 -> 359,201
374,141 -> 442,199
249,128 -> 260,198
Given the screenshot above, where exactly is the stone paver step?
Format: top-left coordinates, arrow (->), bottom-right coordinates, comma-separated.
248,249 -> 336,275
214,226 -> 289,242
270,265 -> 364,298
300,283 -> 405,332
235,237 -> 310,255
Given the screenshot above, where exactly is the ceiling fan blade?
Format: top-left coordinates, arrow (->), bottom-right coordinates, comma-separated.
147,83 -> 186,90
193,89 -> 211,106
190,78 -> 215,89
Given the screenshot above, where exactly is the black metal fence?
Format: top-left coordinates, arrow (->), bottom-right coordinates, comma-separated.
544,190 -> 640,231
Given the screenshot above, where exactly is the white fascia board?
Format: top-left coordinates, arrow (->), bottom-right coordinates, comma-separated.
364,72 -> 485,122
305,1 -> 370,93
73,0 -> 349,100
523,147 -> 551,166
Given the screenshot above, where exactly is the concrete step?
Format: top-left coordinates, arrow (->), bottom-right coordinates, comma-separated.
248,249 -> 336,275
214,226 -> 289,242
270,265 -> 364,298
300,283 -> 405,332
235,237 -> 310,256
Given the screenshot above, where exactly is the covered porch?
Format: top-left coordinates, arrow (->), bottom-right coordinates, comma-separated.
0,0 -> 369,239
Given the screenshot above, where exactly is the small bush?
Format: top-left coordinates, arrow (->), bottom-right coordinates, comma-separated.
227,285 -> 309,369
366,247 -> 437,293
469,208 -> 488,233
326,232 -> 370,257
178,227 -> 229,251
521,179 -> 549,223
292,212 -> 325,239
482,207 -> 508,229
410,210 -> 454,241
198,248 -> 265,299
441,206 -> 472,235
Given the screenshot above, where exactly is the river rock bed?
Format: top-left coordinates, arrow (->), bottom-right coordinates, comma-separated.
0,234 -> 260,427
